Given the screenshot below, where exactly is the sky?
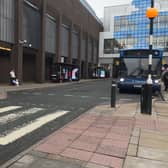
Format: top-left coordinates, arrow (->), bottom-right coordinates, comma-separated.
86,0 -> 132,18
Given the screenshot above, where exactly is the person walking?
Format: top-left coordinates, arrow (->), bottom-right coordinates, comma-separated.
9,69 -> 18,86
162,68 -> 168,91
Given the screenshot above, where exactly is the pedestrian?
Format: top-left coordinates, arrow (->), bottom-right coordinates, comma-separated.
162,68 -> 168,91
9,69 -> 19,86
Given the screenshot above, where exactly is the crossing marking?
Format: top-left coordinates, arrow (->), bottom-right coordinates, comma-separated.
0,108 -> 43,124
80,96 -> 90,98
0,110 -> 69,145
100,97 -> 109,100
0,106 -> 22,114
119,98 -> 133,101
64,95 -> 73,97
48,93 -> 55,96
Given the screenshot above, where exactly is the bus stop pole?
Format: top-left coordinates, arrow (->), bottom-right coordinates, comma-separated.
145,12 -> 153,115
144,0 -> 157,115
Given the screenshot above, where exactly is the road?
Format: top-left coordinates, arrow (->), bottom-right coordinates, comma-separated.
0,79 -> 140,165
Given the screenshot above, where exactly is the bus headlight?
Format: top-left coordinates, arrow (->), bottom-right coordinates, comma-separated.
120,78 -> 125,82
154,79 -> 159,84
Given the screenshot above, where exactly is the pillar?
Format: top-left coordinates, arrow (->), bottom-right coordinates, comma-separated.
36,0 -> 46,83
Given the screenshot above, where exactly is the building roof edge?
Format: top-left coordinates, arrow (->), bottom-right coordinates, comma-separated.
80,0 -> 103,25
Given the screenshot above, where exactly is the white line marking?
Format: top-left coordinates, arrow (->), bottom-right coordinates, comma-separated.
80,96 -> 90,98
0,108 -> 43,124
48,93 -> 55,96
0,106 -> 22,114
64,95 -> 73,97
0,110 -> 69,145
120,98 -> 133,101
100,97 -> 109,100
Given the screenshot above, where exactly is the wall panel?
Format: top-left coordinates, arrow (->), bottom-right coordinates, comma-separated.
0,0 -> 15,43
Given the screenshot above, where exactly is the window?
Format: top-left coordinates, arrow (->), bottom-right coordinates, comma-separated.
104,39 -> 120,54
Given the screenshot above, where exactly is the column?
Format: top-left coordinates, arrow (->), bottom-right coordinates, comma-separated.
68,23 -> 73,64
85,33 -> 89,78
96,41 -> 99,65
56,13 -> 62,63
36,0 -> 46,83
11,0 -> 23,83
91,38 -> 94,65
78,27 -> 82,79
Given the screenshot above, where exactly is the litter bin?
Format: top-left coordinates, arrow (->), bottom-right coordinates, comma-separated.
140,84 -> 152,115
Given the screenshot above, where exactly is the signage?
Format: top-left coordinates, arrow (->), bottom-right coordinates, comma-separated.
0,46 -> 11,51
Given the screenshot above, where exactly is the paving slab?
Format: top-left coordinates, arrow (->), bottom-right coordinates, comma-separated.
96,144 -> 127,158
60,148 -> 93,161
130,136 -> 139,145
140,130 -> 168,142
90,153 -> 123,168
135,118 -> 156,130
101,138 -> 129,148
26,157 -> 82,168
85,162 -> 109,168
127,144 -> 137,157
105,132 -> 130,142
9,162 -> 26,168
70,138 -> 99,152
124,156 -> 168,168
110,126 -> 132,136
138,146 -> 168,162
17,155 -> 36,165
132,128 -> 140,137
139,135 -> 168,151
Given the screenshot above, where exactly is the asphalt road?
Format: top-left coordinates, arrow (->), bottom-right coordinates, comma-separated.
0,79 -> 140,165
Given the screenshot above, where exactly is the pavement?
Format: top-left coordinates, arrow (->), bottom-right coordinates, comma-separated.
0,81 -> 168,168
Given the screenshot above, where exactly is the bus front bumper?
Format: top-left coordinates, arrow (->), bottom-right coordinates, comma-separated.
118,82 -> 161,92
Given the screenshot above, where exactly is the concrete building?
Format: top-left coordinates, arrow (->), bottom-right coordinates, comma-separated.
99,0 -> 168,76
0,0 -> 103,83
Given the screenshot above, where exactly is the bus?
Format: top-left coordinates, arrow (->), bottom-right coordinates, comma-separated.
117,49 -> 163,93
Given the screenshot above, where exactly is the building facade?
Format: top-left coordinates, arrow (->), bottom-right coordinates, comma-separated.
99,0 -> 168,75
0,0 -> 103,83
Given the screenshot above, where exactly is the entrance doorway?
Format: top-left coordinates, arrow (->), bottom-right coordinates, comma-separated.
23,48 -> 36,82
0,49 -> 10,83
45,53 -> 54,81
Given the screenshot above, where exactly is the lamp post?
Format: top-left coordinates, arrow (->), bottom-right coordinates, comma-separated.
145,0 -> 158,114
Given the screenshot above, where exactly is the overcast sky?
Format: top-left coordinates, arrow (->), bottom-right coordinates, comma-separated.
86,0 -> 132,18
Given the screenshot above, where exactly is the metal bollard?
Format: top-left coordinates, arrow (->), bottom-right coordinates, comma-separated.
111,80 -> 116,108
140,84 -> 152,115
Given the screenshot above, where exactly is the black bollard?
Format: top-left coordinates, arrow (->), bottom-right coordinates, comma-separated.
141,84 -> 152,115
111,80 -> 116,108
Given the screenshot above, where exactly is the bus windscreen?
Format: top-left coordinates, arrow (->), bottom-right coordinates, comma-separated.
120,57 -> 161,77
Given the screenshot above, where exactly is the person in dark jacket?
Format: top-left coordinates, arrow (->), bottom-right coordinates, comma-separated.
162,69 -> 168,91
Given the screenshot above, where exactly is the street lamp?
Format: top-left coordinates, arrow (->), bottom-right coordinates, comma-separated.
145,0 -> 158,114
18,40 -> 32,47
18,40 -> 27,44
